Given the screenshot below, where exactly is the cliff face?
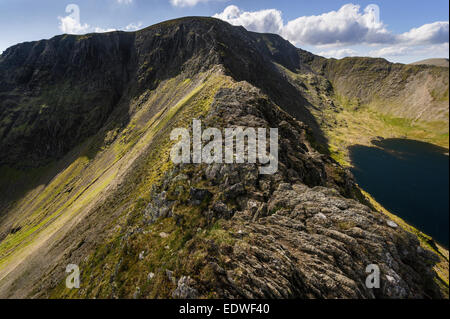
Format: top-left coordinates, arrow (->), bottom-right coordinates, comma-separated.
308,56 -> 449,123
0,17 -> 447,299
0,18 -> 322,169
0,32 -> 135,167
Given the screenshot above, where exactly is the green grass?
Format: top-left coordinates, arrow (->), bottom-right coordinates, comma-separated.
321,96 -> 449,166
47,73 -> 234,299
430,88 -> 449,102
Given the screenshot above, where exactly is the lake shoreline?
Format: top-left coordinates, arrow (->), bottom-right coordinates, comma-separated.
349,138 -> 449,248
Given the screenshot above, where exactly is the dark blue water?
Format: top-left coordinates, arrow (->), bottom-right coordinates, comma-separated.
349,138 -> 449,247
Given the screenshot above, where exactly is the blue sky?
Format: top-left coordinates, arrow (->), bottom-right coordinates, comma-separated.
0,0 -> 448,63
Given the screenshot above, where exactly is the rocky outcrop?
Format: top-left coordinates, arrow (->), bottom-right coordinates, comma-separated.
217,182 -> 440,298
139,81 -> 443,299
0,17 -> 447,299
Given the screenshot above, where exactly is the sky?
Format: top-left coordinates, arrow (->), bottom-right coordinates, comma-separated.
0,0 -> 448,63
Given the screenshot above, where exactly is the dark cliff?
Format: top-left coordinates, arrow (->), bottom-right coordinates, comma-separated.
0,17 -> 447,299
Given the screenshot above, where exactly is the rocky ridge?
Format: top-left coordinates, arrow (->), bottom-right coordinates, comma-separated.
0,17 -> 447,298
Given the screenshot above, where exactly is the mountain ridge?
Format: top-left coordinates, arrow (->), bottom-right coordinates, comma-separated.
0,17 -> 448,298
410,58 -> 449,68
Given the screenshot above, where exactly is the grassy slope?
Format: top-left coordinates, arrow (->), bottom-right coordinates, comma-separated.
0,69 -> 231,297
324,94 -> 448,166
410,59 -> 449,68
278,58 -> 449,165
279,60 -> 449,297
326,95 -> 450,297
49,73 -> 234,299
1,46 -> 447,298
326,85 -> 450,298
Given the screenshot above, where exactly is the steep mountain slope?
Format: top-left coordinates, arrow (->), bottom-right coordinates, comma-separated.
410,58 -> 449,68
314,57 -> 448,123
277,53 -> 449,162
0,17 -> 448,298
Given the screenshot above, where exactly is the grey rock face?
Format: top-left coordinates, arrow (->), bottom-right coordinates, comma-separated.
159,81 -> 443,299
143,191 -> 174,224
212,202 -> 234,219
172,276 -> 200,299
190,188 -> 213,205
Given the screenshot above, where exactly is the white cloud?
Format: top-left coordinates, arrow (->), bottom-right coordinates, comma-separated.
124,22 -> 143,31
283,4 -> 393,46
170,0 -> 215,7
58,15 -> 90,34
213,5 -> 283,34
317,48 -> 359,59
92,23 -> 143,33
92,22 -> 143,33
214,4 -> 394,45
58,15 -> 143,34
94,26 -> 117,33
369,46 -> 410,57
117,0 -> 133,4
58,4 -> 142,34
369,43 -> 449,59
399,21 -> 449,45
213,4 -> 449,62
214,4 -> 448,47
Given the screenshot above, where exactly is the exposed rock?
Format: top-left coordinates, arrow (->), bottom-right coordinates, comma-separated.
143,192 -> 174,224
387,220 -> 399,228
172,276 -> 199,299
211,202 -> 233,219
224,183 -> 245,200
190,188 -> 213,205
205,181 -> 443,298
133,287 -> 141,299
0,17 -> 446,300
166,270 -> 176,285
138,250 -> 145,260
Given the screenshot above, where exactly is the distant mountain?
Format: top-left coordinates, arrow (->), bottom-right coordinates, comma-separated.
410,58 -> 449,67
0,17 -> 448,299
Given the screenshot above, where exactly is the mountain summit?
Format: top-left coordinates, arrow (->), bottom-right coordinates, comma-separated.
0,17 -> 448,299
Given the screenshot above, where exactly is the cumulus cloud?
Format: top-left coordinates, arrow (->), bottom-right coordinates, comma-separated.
214,4 -> 449,47
58,3 -> 142,34
58,4 -> 89,34
94,26 -> 117,33
399,21 -> 449,45
170,0 -> 216,7
213,5 -> 283,34
283,4 -> 393,46
117,0 -> 133,4
369,46 -> 410,57
58,15 -> 90,34
124,22 -> 143,31
213,4 -> 449,61
369,43 -> 449,58
214,4 -> 395,45
91,22 -> 143,33
317,48 -> 359,59
58,12 -> 142,34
